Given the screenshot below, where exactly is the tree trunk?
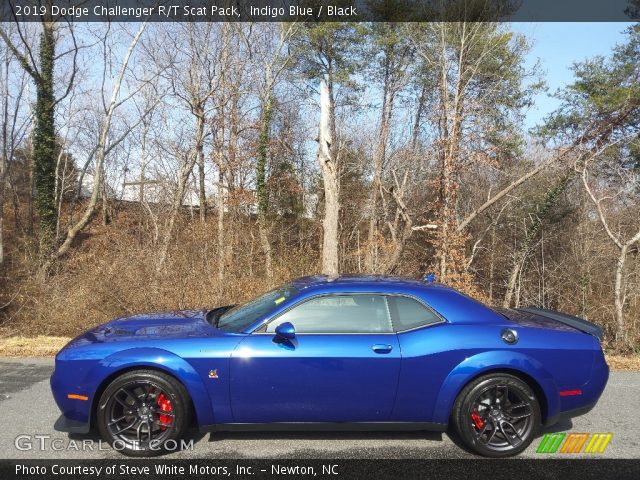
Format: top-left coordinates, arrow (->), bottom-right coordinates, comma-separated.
27,148 -> 33,235
225,89 -> 240,268
614,245 -> 627,345
216,168 -> 225,297
138,120 -> 149,244
33,22 -> 57,256
504,254 -> 525,308
259,220 -> 273,286
488,224 -> 496,303
365,73 -> 393,273
411,82 -> 428,149
197,151 -> 206,223
436,23 -> 466,282
55,155 -> 68,239
197,120 -> 206,223
256,96 -> 273,284
0,145 -> 4,267
192,107 -> 206,223
101,167 -> 108,225
213,96 -> 227,298
256,97 -> 272,222
0,147 -> 4,267
318,75 -> 340,276
0,55 -> 8,266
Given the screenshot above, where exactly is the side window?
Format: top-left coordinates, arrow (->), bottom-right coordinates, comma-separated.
388,296 -> 441,331
265,294 -> 393,334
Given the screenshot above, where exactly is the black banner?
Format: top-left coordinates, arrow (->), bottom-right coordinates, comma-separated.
2,459 -> 640,480
0,0 -> 638,23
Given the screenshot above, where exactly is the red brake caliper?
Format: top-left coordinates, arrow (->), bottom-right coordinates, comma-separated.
471,411 -> 484,430
156,393 -> 173,431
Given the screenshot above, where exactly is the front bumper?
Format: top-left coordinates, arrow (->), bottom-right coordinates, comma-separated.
50,360 -> 93,426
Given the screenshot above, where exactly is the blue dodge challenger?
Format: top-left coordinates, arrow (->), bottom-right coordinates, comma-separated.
51,275 -> 608,457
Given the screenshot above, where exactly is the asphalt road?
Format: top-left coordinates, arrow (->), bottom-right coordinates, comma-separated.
0,357 -> 638,459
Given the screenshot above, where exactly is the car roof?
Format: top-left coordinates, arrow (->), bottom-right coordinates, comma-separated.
283,274 -> 503,326
289,274 -> 448,292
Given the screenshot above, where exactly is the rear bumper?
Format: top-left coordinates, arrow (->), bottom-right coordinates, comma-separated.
545,346 -> 609,427
544,399 -> 598,427
53,414 -> 90,434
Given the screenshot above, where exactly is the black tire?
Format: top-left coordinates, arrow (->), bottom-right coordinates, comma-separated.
452,373 -> 541,458
96,369 -> 191,457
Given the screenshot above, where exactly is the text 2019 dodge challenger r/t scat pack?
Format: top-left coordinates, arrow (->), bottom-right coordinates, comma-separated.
51,275 -> 608,457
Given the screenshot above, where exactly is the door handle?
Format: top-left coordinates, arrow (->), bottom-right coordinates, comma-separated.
372,344 -> 393,354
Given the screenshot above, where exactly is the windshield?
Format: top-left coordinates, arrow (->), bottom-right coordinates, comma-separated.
216,284 -> 299,332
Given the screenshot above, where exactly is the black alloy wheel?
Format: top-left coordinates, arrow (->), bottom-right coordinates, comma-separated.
452,373 -> 541,457
97,370 -> 191,456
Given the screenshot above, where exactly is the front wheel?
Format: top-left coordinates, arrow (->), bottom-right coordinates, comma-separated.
96,370 -> 191,456
452,373 -> 541,457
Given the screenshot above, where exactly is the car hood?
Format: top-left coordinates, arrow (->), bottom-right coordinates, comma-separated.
64,309 -> 227,348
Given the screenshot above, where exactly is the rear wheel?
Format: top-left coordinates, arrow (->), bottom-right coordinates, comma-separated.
96,370 -> 191,456
452,373 -> 541,457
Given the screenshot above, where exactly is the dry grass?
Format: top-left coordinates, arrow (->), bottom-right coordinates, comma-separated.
605,354 -> 640,372
1,335 -> 639,373
0,335 -> 70,357
0,211 -> 318,339
1,204 -> 638,367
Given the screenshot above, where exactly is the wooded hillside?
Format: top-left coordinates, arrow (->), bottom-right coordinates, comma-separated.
0,21 -> 639,352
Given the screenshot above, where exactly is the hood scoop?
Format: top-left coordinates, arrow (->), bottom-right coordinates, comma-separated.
66,308 -> 219,348
103,327 -> 132,336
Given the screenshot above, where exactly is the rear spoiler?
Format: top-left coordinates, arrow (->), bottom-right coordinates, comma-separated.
517,307 -> 604,342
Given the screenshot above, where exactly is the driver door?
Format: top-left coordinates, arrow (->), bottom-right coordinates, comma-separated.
228,293 -> 401,423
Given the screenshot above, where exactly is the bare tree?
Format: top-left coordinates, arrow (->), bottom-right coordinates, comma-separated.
55,22 -> 148,259
579,155 -> 640,344
379,169 -> 414,273
209,22 -> 244,293
237,23 -> 298,284
155,23 -> 220,271
0,26 -> 33,265
0,42 -> 7,265
408,22 -> 536,287
365,23 -> 413,272
295,24 -> 360,275
503,172 -> 573,307
0,14 -> 78,254
317,76 -> 340,276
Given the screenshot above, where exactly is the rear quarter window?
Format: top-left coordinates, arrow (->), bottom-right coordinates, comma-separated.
389,296 -> 442,331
